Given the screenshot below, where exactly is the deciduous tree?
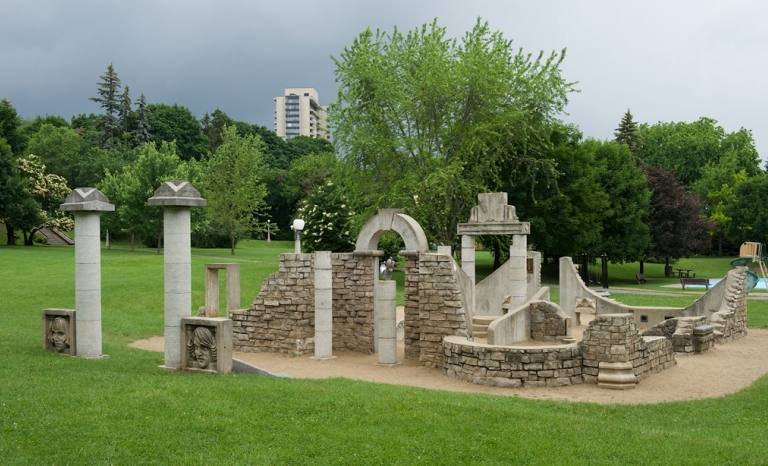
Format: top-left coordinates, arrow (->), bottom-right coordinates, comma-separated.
332,19 -> 575,246
205,126 -> 267,254
147,103 -> 208,161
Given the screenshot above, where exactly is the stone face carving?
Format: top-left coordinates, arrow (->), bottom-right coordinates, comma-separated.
43,309 -> 76,356
187,326 -> 217,371
49,317 -> 71,353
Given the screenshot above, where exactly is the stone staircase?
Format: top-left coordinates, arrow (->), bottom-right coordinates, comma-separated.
39,227 -> 74,246
472,315 -> 498,339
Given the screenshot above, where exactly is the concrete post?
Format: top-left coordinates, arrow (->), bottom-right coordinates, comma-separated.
460,235 -> 475,315
312,251 -> 335,360
510,234 -> 527,308
148,181 -> 206,370
376,280 -> 399,366
60,188 -> 114,359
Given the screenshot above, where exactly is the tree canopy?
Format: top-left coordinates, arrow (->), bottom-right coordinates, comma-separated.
332,18 -> 576,246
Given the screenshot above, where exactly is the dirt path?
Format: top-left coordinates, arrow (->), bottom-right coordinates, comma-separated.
130,326 -> 768,405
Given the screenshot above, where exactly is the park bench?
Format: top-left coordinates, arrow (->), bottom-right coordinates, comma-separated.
680,277 -> 709,290
636,273 -> 648,284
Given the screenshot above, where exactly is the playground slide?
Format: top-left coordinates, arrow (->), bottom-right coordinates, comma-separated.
730,257 -> 761,293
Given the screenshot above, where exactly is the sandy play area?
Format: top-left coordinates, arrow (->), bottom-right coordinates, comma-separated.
131,315 -> 768,405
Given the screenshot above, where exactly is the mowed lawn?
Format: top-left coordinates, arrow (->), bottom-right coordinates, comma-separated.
2,243 -> 768,464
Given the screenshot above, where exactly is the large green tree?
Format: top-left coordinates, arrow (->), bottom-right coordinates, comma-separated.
205,126 -> 267,254
15,154 -> 73,245
332,19 -> 575,246
636,118 -> 760,187
26,124 -> 82,187
147,103 -> 208,161
724,175 -> 768,246
0,139 -> 41,245
0,99 -> 26,154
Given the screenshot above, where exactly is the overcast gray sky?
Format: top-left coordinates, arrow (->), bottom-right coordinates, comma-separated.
2,0 -> 766,159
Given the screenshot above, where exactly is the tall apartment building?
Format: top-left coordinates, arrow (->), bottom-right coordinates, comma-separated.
273,87 -> 330,140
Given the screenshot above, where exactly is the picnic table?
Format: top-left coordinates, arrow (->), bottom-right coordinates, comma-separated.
675,269 -> 693,278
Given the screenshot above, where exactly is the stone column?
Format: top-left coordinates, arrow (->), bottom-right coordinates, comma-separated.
312,251 -> 335,360
509,234 -> 527,308
376,280 -> 399,365
60,188 -> 114,359
148,181 -> 206,370
460,235 -> 475,315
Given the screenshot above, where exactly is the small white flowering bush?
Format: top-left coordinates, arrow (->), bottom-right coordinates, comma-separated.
295,180 -> 356,253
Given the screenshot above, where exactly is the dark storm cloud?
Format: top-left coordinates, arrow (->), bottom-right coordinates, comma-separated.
2,0 -> 767,158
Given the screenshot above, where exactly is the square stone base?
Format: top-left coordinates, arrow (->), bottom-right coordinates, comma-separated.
181,317 -> 233,374
43,309 -> 76,356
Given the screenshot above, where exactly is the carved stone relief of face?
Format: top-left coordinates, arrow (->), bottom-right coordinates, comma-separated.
194,344 -> 213,369
187,326 -> 217,371
49,317 -> 70,353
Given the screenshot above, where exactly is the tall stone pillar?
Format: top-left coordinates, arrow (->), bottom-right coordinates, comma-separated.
376,280 -> 399,366
312,251 -> 335,360
148,181 -> 206,370
460,235 -> 475,315
61,188 -> 114,359
510,234 -> 527,308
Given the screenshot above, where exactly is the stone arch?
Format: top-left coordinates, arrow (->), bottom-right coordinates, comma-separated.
354,209 -> 429,254
354,209 -> 428,360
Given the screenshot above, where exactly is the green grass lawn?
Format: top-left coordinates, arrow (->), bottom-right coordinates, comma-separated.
2,243 -> 768,464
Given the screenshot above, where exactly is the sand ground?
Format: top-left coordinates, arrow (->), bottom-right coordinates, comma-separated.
131,312 -> 768,405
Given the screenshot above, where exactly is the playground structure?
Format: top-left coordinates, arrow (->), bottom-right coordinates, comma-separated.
47,185 -> 752,389
232,193 -> 750,389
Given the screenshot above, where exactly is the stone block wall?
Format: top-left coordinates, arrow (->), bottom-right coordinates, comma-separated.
403,255 -> 420,359
443,336 -> 582,388
331,253 -> 375,353
231,253 -> 315,354
710,267 -> 748,343
418,253 -> 468,367
580,314 -> 676,384
530,301 -> 568,342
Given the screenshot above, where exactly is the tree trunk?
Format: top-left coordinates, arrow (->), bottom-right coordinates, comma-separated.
231,235 -> 235,255
718,232 -> 723,257
5,223 -> 16,245
156,230 -> 162,255
23,230 -> 32,246
639,260 -> 644,274
130,231 -> 135,252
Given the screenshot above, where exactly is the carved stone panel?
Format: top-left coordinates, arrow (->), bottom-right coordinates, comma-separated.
43,309 -> 76,356
181,317 -> 233,374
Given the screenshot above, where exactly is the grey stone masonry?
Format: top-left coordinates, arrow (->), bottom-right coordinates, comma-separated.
580,314 -> 676,384
332,253 -> 375,354
231,253 -> 315,355
418,253 -> 468,367
530,301 -> 568,342
710,267 -> 748,343
403,255 -> 420,360
443,336 -> 583,388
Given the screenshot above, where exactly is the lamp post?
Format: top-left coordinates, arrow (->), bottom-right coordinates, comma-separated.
293,218 -> 305,254
267,219 -> 271,242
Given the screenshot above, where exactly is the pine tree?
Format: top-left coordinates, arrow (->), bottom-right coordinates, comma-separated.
614,109 -> 641,154
117,85 -> 132,135
89,63 -> 122,148
133,94 -> 152,146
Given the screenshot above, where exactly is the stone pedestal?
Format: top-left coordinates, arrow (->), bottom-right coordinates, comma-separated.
60,188 -> 114,359
148,181 -> 206,370
598,361 -> 636,389
460,235 -> 475,315
509,234 -> 527,308
311,251 -> 335,360
181,317 -> 232,374
42,308 -> 77,356
376,280 -> 400,366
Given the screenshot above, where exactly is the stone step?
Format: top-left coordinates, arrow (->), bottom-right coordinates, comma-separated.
473,330 -> 488,338
473,315 -> 499,325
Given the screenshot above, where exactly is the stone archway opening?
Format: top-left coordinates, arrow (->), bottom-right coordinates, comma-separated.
354,209 -> 429,360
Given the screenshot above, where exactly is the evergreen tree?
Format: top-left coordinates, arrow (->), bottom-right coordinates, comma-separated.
614,109 -> 641,154
89,63 -> 122,148
117,85 -> 132,135
133,94 -> 152,146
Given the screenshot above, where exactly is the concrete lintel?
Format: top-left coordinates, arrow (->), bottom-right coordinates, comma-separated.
457,222 -> 530,236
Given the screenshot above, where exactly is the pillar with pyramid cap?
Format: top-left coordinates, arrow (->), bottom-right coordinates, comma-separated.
60,188 -> 115,359
148,180 -> 206,369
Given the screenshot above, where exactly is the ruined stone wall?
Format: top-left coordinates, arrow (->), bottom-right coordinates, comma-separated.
442,336 -> 582,388
711,267 -> 748,343
231,253 -> 315,354
418,253 -> 468,367
331,253 -> 375,353
530,301 -> 568,342
580,314 -> 676,384
403,255 -> 420,359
